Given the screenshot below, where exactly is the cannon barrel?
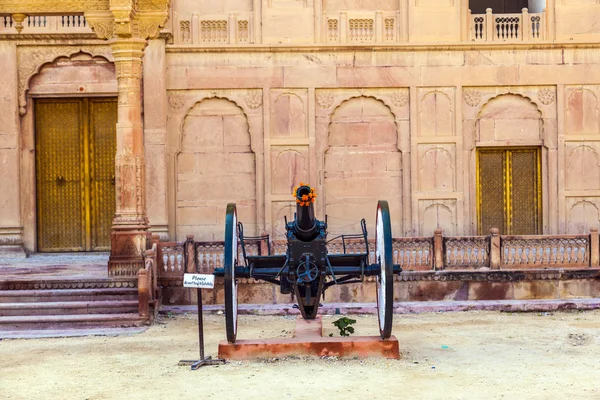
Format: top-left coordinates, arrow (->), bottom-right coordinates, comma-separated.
294,185 -> 318,242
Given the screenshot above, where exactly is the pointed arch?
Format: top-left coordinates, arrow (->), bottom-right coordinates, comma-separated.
176,97 -> 257,241
324,95 -> 402,237
18,46 -> 114,114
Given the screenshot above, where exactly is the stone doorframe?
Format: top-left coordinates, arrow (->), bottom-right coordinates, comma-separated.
20,49 -> 118,253
463,87 -> 559,235
1,0 -> 171,275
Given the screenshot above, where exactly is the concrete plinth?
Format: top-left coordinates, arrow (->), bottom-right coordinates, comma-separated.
218,316 -> 399,360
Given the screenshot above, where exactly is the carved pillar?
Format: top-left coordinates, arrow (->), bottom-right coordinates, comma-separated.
460,0 -> 469,41
433,229 -> 444,270
489,228 -> 500,269
143,39 -> 169,240
108,37 -> 150,276
590,227 -> 599,268
0,41 -> 26,258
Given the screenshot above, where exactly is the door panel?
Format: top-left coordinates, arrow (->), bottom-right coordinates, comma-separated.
478,150 -> 506,235
477,147 -> 541,235
36,100 -> 86,252
510,150 -> 540,235
36,98 -> 116,252
90,99 -> 117,250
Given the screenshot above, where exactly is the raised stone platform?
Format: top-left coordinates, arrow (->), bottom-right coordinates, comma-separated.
218,316 -> 399,360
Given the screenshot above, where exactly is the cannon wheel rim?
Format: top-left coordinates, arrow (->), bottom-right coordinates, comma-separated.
224,203 -> 238,343
375,200 -> 393,339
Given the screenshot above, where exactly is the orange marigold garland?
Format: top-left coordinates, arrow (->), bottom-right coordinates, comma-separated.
292,183 -> 317,207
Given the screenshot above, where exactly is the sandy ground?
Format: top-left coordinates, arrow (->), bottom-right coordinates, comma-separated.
1,310 -> 599,400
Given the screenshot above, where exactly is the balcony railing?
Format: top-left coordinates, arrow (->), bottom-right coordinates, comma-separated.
174,13 -> 253,45
0,14 -> 92,34
325,11 -> 400,43
469,8 -> 545,42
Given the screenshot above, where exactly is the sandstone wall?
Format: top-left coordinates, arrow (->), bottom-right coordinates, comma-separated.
163,47 -> 600,240
5,1 -> 600,253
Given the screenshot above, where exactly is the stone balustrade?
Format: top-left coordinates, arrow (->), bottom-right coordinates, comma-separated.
469,8 -> 545,42
0,14 -> 92,34
501,235 -> 589,268
155,229 -> 599,286
324,11 -> 400,43
174,12 -> 253,45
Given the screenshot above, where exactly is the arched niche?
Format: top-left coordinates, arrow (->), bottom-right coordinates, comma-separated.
324,96 -> 402,236
568,200 -> 600,234
176,97 -> 257,241
421,203 -> 455,236
419,91 -> 454,137
566,89 -> 600,134
566,145 -> 600,191
272,93 -> 307,138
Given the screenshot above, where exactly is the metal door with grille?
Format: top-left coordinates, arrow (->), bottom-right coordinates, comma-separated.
477,147 -> 542,235
35,98 -> 117,252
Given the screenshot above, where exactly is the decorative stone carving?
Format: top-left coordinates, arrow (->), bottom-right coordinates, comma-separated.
0,280 -> 136,291
463,89 -> 482,107
316,91 -> 334,109
391,91 -> 409,108
114,147 -> 146,223
86,15 -> 114,39
168,92 -> 185,110
538,88 -> 556,105
17,45 -> 113,115
1,0 -> 109,13
134,16 -> 168,39
180,20 -> 191,42
245,91 -> 263,109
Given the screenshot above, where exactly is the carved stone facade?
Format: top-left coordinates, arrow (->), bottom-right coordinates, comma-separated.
3,0 -> 600,260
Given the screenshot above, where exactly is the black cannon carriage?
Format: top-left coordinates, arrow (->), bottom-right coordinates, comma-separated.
214,183 -> 402,343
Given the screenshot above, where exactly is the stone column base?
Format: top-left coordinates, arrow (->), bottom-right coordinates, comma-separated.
108,228 -> 148,276
0,228 -> 26,259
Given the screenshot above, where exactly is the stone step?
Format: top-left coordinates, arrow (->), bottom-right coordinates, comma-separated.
0,288 -> 138,303
0,326 -> 148,340
0,300 -> 139,316
0,313 -> 147,331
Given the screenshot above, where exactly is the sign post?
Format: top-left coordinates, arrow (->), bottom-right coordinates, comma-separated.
178,274 -> 225,370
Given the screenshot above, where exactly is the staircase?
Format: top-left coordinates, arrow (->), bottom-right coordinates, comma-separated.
0,253 -> 158,337
0,285 -> 146,331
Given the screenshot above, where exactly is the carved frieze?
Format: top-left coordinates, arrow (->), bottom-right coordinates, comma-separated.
0,279 -> 137,291
1,0 -> 110,13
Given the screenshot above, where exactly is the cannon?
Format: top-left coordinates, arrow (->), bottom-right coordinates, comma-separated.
214,183 -> 402,343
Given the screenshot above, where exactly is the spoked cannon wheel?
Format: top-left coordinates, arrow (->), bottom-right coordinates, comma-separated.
224,203 -> 239,343
375,200 -> 394,339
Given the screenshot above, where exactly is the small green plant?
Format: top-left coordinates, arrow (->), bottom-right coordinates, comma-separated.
332,317 -> 357,337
